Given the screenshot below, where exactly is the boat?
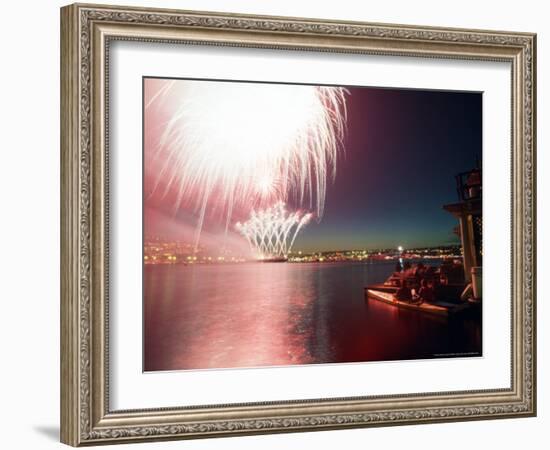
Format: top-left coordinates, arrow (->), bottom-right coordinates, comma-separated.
365,288 -> 470,317
258,257 -> 288,263
363,165 -> 483,317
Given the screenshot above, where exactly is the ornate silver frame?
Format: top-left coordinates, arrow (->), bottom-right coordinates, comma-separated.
60,3 -> 536,446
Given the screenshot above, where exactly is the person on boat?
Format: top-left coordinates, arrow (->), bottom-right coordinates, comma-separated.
414,262 -> 426,278
394,260 -> 402,273
423,265 -> 436,282
395,281 -> 413,302
417,279 -> 435,304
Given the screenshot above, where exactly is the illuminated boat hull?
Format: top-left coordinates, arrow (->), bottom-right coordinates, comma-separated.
365,288 -> 469,317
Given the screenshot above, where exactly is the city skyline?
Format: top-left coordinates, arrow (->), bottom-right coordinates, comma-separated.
143,235 -> 463,265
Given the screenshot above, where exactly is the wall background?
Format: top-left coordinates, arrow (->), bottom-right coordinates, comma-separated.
0,1 -> 545,448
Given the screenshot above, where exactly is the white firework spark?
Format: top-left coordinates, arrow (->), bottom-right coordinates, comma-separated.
147,79 -> 347,249
235,202 -> 312,259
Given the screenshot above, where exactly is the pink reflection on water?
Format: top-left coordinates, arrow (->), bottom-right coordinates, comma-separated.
144,261 -> 481,372
145,263 -> 322,370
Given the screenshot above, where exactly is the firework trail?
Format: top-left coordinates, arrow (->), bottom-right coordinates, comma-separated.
147,79 -> 347,250
235,202 -> 312,259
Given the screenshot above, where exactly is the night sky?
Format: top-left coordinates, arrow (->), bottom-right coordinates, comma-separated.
293,86 -> 482,252
144,80 -> 482,253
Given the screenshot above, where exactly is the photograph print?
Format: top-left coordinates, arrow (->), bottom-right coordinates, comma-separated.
143,77 -> 482,372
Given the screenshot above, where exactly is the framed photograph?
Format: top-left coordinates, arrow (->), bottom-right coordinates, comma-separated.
60,3 -> 536,446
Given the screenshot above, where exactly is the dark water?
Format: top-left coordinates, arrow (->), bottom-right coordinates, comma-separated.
144,260 -> 481,371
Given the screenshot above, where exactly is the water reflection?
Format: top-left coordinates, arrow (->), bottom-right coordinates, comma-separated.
144,261 -> 481,371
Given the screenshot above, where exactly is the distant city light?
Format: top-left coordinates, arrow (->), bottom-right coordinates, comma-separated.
143,235 -> 462,265
398,245 -> 404,252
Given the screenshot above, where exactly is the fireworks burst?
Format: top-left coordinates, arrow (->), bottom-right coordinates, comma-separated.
147,80 -> 347,249
235,202 -> 312,259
